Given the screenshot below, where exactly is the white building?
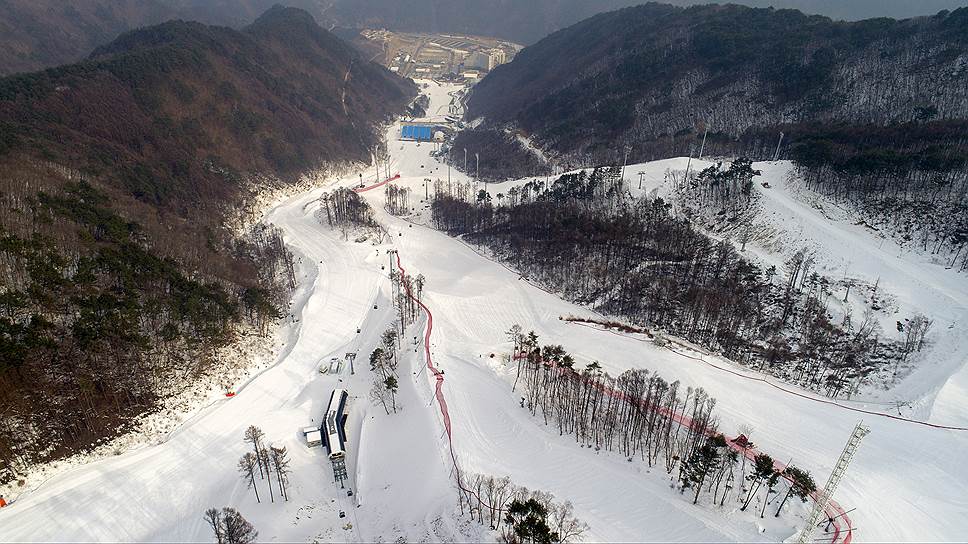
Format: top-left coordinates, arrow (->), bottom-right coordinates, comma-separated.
303,426 -> 322,448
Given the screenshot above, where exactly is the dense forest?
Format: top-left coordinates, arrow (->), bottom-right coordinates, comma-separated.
429,166 -> 926,398
463,3 -> 968,258
0,7 -> 413,483
448,128 -> 551,183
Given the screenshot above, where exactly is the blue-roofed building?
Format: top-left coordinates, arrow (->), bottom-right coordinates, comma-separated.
400,124 -> 435,141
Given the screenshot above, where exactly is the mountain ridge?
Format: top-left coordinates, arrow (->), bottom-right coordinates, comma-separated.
464,3 -> 968,164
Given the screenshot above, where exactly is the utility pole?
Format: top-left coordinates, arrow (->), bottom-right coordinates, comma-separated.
476,152 -> 481,192
447,161 -> 451,194
772,131 -> 785,162
464,147 -> 468,173
797,422 -> 870,544
620,145 -> 630,189
637,172 -> 646,190
684,149 -> 694,182
699,127 -> 709,159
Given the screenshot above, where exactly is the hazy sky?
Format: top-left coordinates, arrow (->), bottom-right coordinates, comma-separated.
666,0 -> 968,20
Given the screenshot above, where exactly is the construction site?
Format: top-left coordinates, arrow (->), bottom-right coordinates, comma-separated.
360,29 -> 521,81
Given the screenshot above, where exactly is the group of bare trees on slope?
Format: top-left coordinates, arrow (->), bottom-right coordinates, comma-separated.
507,326 -> 817,519
237,425 -> 292,504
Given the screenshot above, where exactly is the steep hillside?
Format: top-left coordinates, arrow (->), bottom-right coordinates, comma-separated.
468,4 -> 968,156
462,4 -> 968,263
0,6 -> 414,481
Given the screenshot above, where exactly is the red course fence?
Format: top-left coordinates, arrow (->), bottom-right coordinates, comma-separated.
353,173 -> 401,193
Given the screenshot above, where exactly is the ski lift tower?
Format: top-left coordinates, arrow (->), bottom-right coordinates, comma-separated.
345,352 -> 357,375
332,457 -> 348,489
798,421 -> 870,544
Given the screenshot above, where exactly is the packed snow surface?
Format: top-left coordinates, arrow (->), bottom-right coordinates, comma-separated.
1,80 -> 966,543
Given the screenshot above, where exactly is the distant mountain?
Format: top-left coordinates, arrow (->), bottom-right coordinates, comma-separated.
0,0 -> 177,75
465,3 -> 968,164
0,0 -> 333,75
0,6 -> 413,478
5,1 -> 968,76
163,0 -> 324,28
323,0 -> 968,45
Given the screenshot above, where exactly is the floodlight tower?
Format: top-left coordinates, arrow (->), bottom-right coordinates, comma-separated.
797,421 -> 870,544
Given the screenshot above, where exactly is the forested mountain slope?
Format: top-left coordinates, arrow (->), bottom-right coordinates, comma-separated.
0,6 -> 414,482
463,3 -> 968,264
469,3 -> 968,157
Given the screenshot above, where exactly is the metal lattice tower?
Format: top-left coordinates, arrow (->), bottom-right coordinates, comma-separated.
332,457 -> 348,489
798,421 -> 870,544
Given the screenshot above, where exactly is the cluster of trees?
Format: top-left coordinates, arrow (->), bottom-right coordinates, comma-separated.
237,425 -> 292,504
456,473 -> 587,543
390,265 -> 425,337
245,223 -> 297,333
319,188 -> 378,228
384,183 -> 411,215
369,329 -> 401,415
508,327 -> 817,517
368,263 -> 427,414
0,180 -> 292,484
431,168 -> 901,396
691,159 -> 760,211
204,507 -> 257,544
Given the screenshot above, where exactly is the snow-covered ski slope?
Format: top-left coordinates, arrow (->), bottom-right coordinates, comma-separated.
1,80 -> 966,542
591,158 -> 968,428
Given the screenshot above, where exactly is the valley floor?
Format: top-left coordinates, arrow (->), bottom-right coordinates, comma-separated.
1,81 -> 966,543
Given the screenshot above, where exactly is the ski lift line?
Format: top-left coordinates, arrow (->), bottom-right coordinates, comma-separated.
564,319 -> 968,432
